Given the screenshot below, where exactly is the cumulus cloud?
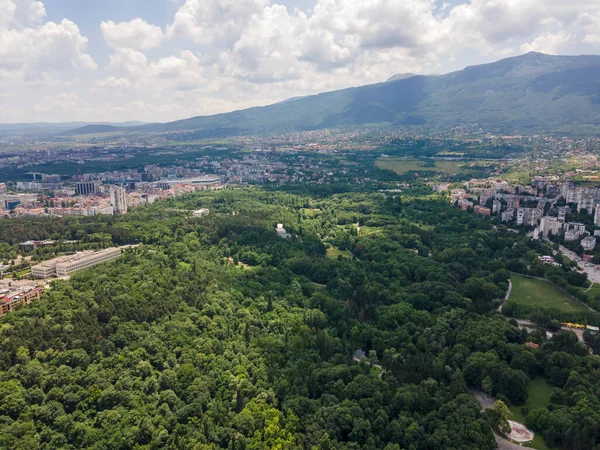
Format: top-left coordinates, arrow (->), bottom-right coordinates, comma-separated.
0,19 -> 96,71
0,0 -> 95,78
581,13 -> 600,44
101,18 -> 164,50
521,31 -> 574,54
168,0 -> 268,46
32,92 -> 87,116
107,48 -> 206,92
92,76 -> 132,95
7,0 -> 600,122
14,0 -> 46,23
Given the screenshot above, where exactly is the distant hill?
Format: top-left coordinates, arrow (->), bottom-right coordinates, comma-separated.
387,73 -> 418,82
73,52 -> 600,137
0,121 -> 146,138
62,124 -> 121,135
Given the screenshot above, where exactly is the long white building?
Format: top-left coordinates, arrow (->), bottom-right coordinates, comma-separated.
31,247 -> 128,279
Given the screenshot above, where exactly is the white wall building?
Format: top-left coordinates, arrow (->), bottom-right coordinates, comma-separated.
582,236 -> 597,251
32,247 -> 127,279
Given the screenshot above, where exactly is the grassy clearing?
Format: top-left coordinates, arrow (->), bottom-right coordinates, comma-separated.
510,273 -> 589,313
509,378 -> 554,450
577,283 -> 600,303
326,248 -> 354,260
375,157 -> 488,176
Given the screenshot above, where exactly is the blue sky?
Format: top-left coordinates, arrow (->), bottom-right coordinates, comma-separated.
1,0 -> 599,123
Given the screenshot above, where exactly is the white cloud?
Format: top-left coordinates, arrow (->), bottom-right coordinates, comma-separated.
6,0 -> 600,123
101,18 -> 164,50
581,13 -> 600,44
106,48 -> 206,93
168,0 -> 268,46
0,0 -> 95,80
14,0 -> 46,23
0,18 -> 96,72
32,92 -> 86,116
92,76 -> 132,95
521,31 -> 574,54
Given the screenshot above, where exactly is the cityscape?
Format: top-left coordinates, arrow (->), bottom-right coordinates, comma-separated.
3,1 -> 600,449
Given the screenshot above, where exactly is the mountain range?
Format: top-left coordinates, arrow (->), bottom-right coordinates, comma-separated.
61,52 -> 600,137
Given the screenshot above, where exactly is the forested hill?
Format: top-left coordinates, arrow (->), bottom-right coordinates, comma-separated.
0,187 -> 599,449
70,52 -> 600,137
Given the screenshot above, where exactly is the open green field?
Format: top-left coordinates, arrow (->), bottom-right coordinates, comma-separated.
509,378 -> 554,450
510,273 -> 589,313
375,157 -> 488,176
326,248 -> 354,260
577,283 -> 600,303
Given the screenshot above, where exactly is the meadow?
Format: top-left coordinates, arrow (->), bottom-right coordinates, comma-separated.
510,273 -> 589,313
509,378 -> 554,450
375,157 -> 489,177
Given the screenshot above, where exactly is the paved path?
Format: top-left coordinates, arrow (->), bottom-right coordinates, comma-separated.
494,434 -> 533,450
498,280 -> 513,313
470,389 -> 535,450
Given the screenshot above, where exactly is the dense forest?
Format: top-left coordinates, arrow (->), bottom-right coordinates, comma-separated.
1,186 -> 599,449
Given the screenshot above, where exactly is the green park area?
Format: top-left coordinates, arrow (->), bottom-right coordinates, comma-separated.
509,378 -> 554,450
375,157 -> 488,177
510,273 -> 589,313
577,283 -> 600,304
326,247 -> 354,260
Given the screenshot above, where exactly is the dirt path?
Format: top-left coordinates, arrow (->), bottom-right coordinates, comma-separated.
353,356 -> 386,378
498,279 -> 513,313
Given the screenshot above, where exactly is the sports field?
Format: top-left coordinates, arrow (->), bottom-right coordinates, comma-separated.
509,273 -> 589,313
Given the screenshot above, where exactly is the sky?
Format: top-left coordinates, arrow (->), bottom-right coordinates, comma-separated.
1,0 -> 600,124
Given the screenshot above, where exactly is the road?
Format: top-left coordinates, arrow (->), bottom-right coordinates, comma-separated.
543,237 -> 600,284
510,317 -> 591,352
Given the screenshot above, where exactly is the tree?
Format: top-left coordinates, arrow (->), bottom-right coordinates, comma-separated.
486,400 -> 512,435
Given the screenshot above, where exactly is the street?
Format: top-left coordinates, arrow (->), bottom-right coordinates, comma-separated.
544,237 -> 600,284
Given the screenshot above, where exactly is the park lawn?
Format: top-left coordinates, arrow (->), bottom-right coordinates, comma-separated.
326,248 -> 354,260
509,378 -> 554,450
375,157 -> 488,177
577,283 -> 600,303
510,273 -> 589,313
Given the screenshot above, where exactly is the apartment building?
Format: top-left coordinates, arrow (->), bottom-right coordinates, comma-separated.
540,216 -> 563,236
110,186 -> 128,215
582,236 -> 597,251
0,286 -> 44,317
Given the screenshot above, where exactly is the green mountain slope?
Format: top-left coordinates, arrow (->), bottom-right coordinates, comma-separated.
70,52 -> 600,136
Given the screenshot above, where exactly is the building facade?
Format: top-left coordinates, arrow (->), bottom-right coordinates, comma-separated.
31,247 -> 126,279
110,186 -> 128,215
75,182 -> 100,196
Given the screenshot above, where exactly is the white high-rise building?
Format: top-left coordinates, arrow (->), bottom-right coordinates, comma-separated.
594,204 -> 600,226
110,186 -> 128,215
